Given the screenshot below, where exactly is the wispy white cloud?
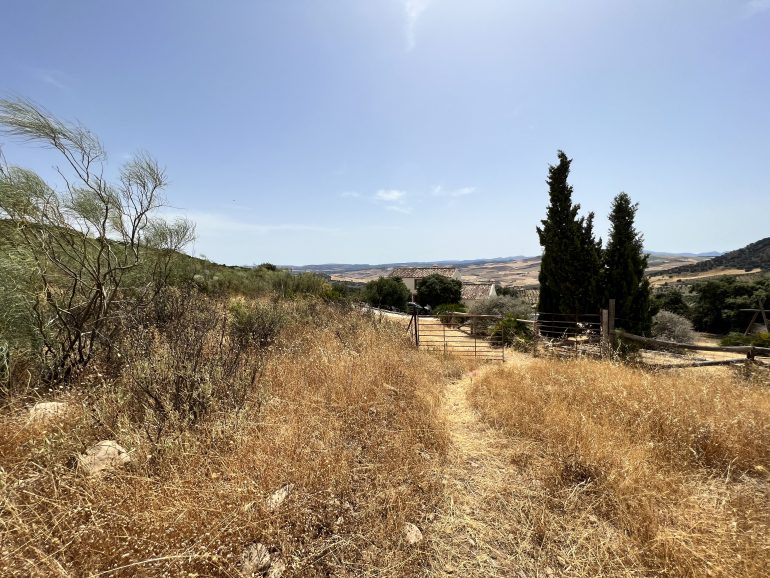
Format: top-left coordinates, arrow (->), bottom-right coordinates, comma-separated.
339,188 -> 413,214
746,0 -> 770,15
374,188 -> 412,213
27,68 -> 70,90
402,0 -> 433,51
431,185 -> 478,198
375,189 -> 407,202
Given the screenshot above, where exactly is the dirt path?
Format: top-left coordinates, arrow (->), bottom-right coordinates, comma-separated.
427,353 -> 537,577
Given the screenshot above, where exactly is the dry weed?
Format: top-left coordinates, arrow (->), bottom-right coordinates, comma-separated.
0,301 -> 452,576
470,359 -> 770,577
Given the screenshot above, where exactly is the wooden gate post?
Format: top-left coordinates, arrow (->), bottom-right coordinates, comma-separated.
608,299 -> 616,351
601,309 -> 609,358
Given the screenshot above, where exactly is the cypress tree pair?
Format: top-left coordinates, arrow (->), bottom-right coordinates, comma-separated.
537,151 -> 651,334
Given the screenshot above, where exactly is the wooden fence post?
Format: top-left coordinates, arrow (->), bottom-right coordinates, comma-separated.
608,299 -> 616,351
601,309 -> 609,358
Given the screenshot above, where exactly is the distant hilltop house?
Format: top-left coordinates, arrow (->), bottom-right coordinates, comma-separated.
461,282 -> 497,303
388,266 -> 460,297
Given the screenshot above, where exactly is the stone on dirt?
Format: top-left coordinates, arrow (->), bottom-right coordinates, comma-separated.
240,543 -> 271,576
29,401 -> 68,422
266,558 -> 287,578
403,522 -> 423,545
77,440 -> 131,476
266,483 -> 294,511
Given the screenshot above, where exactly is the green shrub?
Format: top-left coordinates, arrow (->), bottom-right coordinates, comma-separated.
721,332 -> 770,348
651,289 -> 692,318
489,315 -> 532,350
468,295 -> 532,319
652,311 -> 696,344
435,303 -> 466,326
228,298 -> 287,350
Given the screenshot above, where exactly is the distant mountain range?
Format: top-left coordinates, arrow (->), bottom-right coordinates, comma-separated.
286,252 -> 723,275
286,256 -> 533,274
285,239 -> 770,284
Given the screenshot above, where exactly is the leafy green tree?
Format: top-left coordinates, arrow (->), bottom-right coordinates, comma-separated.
690,276 -> 770,333
416,274 -> 461,307
602,192 -> 651,334
536,151 -> 602,317
364,277 -> 410,310
651,289 -> 691,318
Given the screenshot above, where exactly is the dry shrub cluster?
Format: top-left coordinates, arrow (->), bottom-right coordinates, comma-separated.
470,359 -> 770,577
0,296 -> 458,577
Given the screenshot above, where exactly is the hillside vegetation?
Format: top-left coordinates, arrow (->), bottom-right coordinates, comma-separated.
1,296 -> 461,576
470,359 -> 770,577
661,237 -> 770,276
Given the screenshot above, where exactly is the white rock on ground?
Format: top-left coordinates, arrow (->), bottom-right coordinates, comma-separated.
240,542 -> 271,576
266,558 -> 287,578
29,401 -> 68,423
266,483 -> 294,511
403,522 -> 423,545
77,440 -> 131,476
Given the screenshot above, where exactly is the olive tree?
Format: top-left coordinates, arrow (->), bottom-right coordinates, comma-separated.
416,274 -> 461,307
364,276 -> 410,310
0,99 -> 194,383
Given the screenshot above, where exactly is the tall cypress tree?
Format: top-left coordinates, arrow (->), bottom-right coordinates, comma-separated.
576,211 -> 603,313
603,192 -> 651,334
537,151 -> 602,316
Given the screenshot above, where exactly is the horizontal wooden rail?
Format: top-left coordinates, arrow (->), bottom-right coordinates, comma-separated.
616,331 -> 770,357
645,358 -> 748,370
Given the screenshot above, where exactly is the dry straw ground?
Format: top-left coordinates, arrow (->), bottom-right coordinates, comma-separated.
0,301 -> 464,577
467,358 -> 770,577
3,301 -> 770,577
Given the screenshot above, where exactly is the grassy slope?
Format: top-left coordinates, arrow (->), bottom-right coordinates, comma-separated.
470,359 -> 770,578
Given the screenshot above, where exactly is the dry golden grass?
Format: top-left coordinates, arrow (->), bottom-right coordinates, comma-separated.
469,359 -> 770,577
0,301 -> 463,577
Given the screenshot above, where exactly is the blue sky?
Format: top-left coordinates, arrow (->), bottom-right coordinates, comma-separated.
1,0 -> 769,265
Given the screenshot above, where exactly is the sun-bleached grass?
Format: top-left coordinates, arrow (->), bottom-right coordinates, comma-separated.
0,299 -> 462,577
470,359 -> 770,578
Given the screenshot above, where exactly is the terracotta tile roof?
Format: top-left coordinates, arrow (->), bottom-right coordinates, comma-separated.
389,267 -> 458,279
461,283 -> 495,300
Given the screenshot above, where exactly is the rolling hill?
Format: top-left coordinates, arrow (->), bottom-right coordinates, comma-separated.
656,237 -> 770,277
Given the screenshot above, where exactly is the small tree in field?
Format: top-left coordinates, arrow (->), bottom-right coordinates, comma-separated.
416,274 -> 461,307
363,277 -> 410,310
0,98 -> 194,383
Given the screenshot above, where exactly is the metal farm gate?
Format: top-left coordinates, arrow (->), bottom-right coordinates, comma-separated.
407,313 -> 507,361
